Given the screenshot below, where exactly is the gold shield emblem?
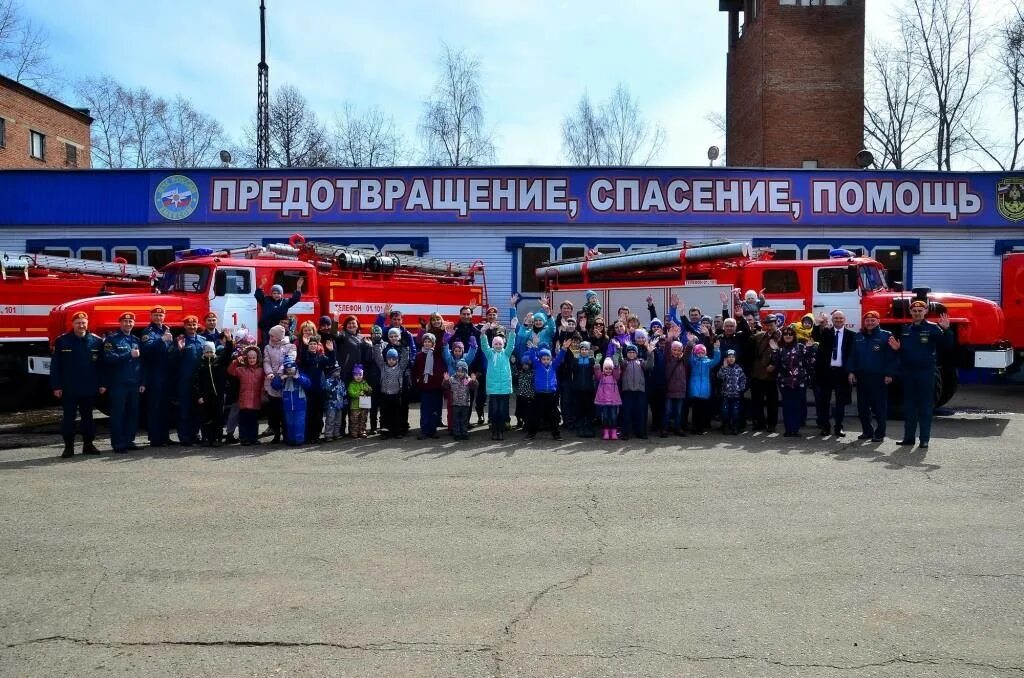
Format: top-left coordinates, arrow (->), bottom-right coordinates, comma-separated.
997,178 -> 1024,222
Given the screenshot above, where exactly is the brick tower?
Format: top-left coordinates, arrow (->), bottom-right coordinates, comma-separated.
719,0 -> 865,168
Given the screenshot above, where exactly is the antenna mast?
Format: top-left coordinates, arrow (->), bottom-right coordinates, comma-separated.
256,0 -> 270,168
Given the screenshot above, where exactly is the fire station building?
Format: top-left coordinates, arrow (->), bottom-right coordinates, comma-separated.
1,167 -> 1022,312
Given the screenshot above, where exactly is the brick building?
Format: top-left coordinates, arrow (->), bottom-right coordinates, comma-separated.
0,74 -> 92,169
719,0 -> 865,168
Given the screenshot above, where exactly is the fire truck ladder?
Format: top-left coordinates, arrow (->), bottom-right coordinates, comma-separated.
267,239 -> 479,277
0,252 -> 158,281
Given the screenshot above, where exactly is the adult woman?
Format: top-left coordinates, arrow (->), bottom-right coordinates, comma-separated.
773,324 -> 817,437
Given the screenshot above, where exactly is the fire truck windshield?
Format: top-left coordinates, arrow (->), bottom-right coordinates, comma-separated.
158,265 -> 211,294
859,264 -> 887,292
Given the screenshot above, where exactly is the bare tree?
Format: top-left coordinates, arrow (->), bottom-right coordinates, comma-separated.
267,84 -> 331,168
120,86 -> 167,168
156,96 -> 225,168
964,4 -> 1024,169
419,44 -> 494,166
906,0 -> 983,170
0,0 -> 57,91
74,76 -> 132,169
864,20 -> 932,169
333,103 -> 405,167
561,84 -> 665,166
562,94 -> 607,165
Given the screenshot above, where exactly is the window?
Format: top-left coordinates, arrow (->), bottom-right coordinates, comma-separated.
0,117 -> 6,148
763,269 -> 800,294
859,265 -> 887,292
873,247 -> 904,287
42,247 -> 72,258
30,130 -> 45,160
159,265 -> 211,294
518,246 -> 553,294
273,270 -> 307,294
145,247 -> 176,269
214,269 -> 253,295
840,246 -> 865,257
817,267 -> 856,293
805,246 -> 831,260
770,247 -> 799,261
65,143 -> 78,167
596,245 -> 622,255
559,245 -> 586,260
112,247 -> 139,265
78,247 -> 104,262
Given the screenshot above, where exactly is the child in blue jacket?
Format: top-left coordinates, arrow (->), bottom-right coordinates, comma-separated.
688,341 -> 721,435
271,356 -> 312,445
525,346 -> 567,440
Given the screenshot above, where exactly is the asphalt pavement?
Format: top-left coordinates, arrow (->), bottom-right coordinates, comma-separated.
1,385 -> 1022,677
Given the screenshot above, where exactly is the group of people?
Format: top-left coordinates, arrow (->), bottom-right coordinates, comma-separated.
49,284 -> 954,457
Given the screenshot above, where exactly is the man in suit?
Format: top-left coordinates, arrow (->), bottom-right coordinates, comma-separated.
814,309 -> 854,436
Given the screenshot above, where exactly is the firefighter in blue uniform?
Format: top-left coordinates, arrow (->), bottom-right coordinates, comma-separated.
172,314 -> 206,445
103,311 -> 145,453
847,310 -> 898,442
50,311 -> 105,457
892,300 -> 954,449
140,305 -> 174,447
199,312 -> 224,349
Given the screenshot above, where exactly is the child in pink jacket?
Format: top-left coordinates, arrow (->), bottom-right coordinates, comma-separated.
594,357 -> 622,440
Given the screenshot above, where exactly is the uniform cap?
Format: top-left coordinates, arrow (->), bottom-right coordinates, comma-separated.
910,300 -> 927,309
204,312 -> 217,321
118,312 -> 135,321
150,306 -> 165,315
182,315 -> 199,324
864,310 -> 881,319
71,311 -> 88,321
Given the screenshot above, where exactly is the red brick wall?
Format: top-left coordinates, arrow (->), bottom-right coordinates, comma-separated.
0,82 -> 91,169
726,0 -> 865,169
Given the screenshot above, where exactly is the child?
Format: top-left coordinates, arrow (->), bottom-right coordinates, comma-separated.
191,341 -> 226,447
661,339 -> 690,436
688,341 -> 722,435
223,328 -> 257,444
480,334 -> 517,441
570,340 -> 598,438
525,346 -> 566,440
413,333 -> 445,439
594,357 -> 622,441
443,336 -> 478,434
443,360 -> 477,440
347,364 -> 373,438
271,356 -> 311,445
227,346 -> 264,446
581,290 -> 602,325
263,325 -> 296,444
618,344 -> 649,440
323,366 -> 348,440
373,344 -> 411,439
740,289 -> 767,317
718,349 -> 747,435
512,352 -> 535,429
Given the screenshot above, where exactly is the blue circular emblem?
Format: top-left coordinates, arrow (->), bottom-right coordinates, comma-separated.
154,175 -> 199,221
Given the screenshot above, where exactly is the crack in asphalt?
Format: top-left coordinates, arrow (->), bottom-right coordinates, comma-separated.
4,635 -> 492,654
490,478 -> 608,677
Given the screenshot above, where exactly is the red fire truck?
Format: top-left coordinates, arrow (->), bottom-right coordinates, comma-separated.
537,241 -> 1017,406
1,252 -> 157,410
40,234 -> 486,350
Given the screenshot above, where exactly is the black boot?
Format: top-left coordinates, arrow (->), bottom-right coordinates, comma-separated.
60,436 -> 74,458
82,437 -> 101,455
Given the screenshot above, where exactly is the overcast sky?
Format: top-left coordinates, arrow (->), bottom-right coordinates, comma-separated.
28,0 -> 1016,167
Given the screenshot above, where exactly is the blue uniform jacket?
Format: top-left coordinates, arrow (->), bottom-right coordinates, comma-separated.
172,335 -> 206,385
102,331 -> 144,386
898,321 -> 953,371
140,323 -> 173,387
526,348 -> 567,393
848,327 -> 898,376
50,331 -> 103,396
